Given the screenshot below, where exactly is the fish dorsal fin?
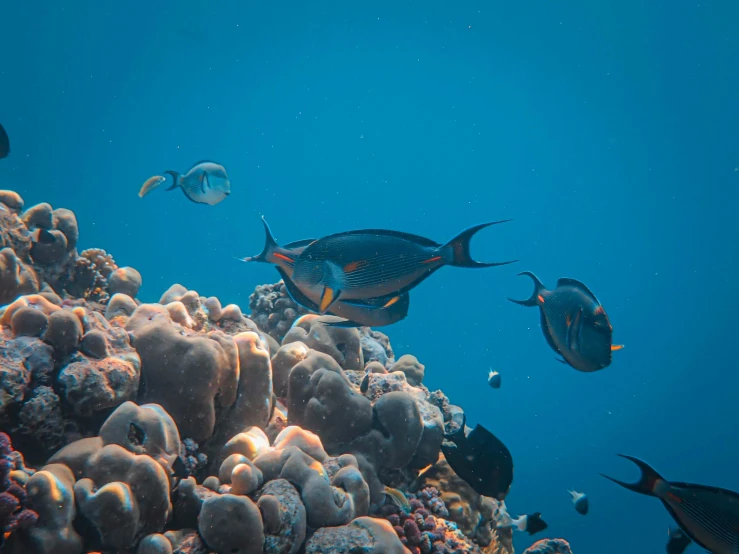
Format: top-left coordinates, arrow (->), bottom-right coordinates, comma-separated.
275,267 -> 321,312
193,160 -> 218,167
285,238 -> 318,249
312,228 -> 441,248
556,278 -> 601,304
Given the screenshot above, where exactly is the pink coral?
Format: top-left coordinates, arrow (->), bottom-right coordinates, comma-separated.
0,432 -> 38,542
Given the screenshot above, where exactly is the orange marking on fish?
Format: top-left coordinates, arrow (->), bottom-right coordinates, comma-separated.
344,260 -> 369,272
565,314 -> 571,326
537,294 -> 545,303
319,287 -> 336,313
611,344 -> 624,351
383,296 -> 400,308
594,305 -> 605,315
666,492 -> 682,503
274,253 -> 293,263
422,255 -> 442,264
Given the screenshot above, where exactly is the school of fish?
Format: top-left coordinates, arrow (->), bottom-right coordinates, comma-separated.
3,123 -> 735,553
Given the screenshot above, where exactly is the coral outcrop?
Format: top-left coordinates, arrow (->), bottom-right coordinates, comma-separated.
0,189 -> 576,553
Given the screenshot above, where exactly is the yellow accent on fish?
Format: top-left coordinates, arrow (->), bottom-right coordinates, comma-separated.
319,287 -> 336,313
383,296 -> 401,308
384,486 -> 411,513
138,175 -> 166,198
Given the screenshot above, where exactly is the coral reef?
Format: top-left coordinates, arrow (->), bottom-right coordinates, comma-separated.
0,189 -> 576,553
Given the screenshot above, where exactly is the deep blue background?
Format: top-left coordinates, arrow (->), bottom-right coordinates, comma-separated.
2,2 -> 738,552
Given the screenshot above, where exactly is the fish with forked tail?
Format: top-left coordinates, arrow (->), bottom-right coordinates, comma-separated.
508,272 -> 623,372
602,455 -> 739,554
290,221 -> 517,313
139,161 -> 231,205
239,218 -> 410,328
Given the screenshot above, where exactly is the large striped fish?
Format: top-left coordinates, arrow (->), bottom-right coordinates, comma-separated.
602,455 -> 739,554
239,218 -> 409,328
290,221 -> 516,313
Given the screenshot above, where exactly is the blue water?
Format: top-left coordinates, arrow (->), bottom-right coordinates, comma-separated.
2,2 -> 738,552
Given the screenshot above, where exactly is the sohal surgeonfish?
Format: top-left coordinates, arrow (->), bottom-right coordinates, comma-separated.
139,161 -> 231,206
240,218 -> 410,328
441,413 -> 513,500
289,221 -> 517,313
0,124 -> 9,159
508,272 -> 623,372
602,455 -> 739,554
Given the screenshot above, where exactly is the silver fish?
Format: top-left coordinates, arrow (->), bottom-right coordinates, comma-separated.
163,160 -> 231,206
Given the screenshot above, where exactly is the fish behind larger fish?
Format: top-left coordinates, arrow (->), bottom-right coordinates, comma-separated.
290,221 -> 517,313
0,124 -> 10,159
508,272 -> 623,372
240,218 -> 410,328
139,161 -> 231,205
602,455 -> 739,554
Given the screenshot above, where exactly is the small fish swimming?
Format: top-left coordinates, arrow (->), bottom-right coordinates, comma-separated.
488,369 -> 501,389
289,221 -> 517,313
569,490 -> 589,515
240,218 -> 411,328
602,455 -> 739,554
0,123 -> 10,159
508,272 -> 623,372
384,486 -> 411,514
139,161 -> 231,205
667,527 -> 692,554
441,413 -> 513,500
506,512 -> 548,535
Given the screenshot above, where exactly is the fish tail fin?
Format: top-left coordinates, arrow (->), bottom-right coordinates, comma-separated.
440,220 -> 517,268
164,170 -> 181,191
240,217 -> 294,265
600,455 -> 664,497
508,271 -> 545,307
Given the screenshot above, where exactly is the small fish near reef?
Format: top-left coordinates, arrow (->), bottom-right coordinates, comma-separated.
602,454 -> 739,554
441,413 -> 513,500
667,527 -> 692,554
505,512 -> 549,536
0,123 -> 10,159
508,272 -> 623,372
290,220 -> 517,313
240,217 -> 410,328
138,161 -> 231,206
569,489 -> 589,515
488,369 -> 502,389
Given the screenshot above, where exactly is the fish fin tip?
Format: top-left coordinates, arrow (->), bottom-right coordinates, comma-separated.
509,272 -> 545,306
441,221 -> 514,268
611,344 -> 625,351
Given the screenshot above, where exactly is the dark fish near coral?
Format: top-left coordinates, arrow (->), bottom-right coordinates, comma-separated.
290,221 -> 517,313
441,413 -> 513,500
602,455 -> 739,554
667,527 -> 692,554
0,124 -> 9,159
508,272 -> 623,372
569,490 -> 589,515
505,512 -> 548,535
240,218 -> 411,328
140,161 -> 231,205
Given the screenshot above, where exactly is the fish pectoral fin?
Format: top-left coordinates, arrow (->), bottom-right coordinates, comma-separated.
319,287 -> 341,313
566,307 -> 583,350
200,172 -> 209,194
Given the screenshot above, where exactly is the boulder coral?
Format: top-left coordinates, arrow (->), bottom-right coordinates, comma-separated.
0,189 -> 577,553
